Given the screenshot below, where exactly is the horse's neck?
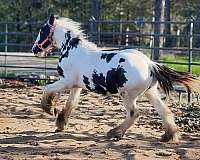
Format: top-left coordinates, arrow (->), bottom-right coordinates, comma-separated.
54,27 -> 69,49
54,25 -> 99,56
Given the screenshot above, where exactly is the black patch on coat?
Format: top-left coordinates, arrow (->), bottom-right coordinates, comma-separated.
119,58 -> 125,63
61,31 -> 71,52
83,75 -> 92,91
59,31 -> 80,62
83,65 -> 128,95
57,65 -> 64,77
92,71 -> 107,94
106,65 -> 128,93
69,38 -> 80,49
59,31 -> 71,62
101,53 -> 117,63
150,70 -> 153,77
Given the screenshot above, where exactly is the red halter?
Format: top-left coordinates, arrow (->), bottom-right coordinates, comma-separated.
35,22 -> 55,54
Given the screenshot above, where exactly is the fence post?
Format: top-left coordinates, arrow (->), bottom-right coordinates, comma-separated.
153,0 -> 162,60
5,23 -> 8,52
89,17 -> 96,42
90,0 -> 100,43
5,23 -> 8,77
150,17 -> 154,59
125,26 -> 129,46
188,19 -> 193,73
188,18 -> 193,104
97,21 -> 101,45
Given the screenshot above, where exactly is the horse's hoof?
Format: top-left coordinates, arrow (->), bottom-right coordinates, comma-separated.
55,128 -> 64,132
107,127 -> 125,141
161,132 -> 179,143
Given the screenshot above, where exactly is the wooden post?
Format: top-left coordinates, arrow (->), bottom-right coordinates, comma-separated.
153,0 -> 162,60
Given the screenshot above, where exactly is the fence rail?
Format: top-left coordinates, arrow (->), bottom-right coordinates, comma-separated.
0,20 -> 200,79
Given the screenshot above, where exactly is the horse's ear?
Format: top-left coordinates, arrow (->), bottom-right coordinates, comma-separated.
49,14 -> 55,25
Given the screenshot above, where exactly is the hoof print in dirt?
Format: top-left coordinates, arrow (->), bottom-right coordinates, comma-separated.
107,128 -> 125,141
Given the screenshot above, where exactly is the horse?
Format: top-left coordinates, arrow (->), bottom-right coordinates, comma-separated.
32,14 -> 200,142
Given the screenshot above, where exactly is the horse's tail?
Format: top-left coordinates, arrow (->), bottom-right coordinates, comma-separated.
151,62 -> 200,95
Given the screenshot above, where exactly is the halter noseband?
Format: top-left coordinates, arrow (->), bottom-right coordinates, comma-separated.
35,22 -> 55,54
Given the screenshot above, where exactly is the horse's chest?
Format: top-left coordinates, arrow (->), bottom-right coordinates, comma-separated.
83,65 -> 128,94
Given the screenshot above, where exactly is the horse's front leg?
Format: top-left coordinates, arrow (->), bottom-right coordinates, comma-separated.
56,88 -> 82,132
41,79 -> 68,115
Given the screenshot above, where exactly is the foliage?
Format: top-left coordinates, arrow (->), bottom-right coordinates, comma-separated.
0,0 -> 199,22
160,53 -> 200,74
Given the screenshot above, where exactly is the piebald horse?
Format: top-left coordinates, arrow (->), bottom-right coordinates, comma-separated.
32,14 -> 199,142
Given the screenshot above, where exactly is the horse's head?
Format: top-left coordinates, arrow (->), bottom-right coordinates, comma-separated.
32,14 -> 55,56
32,15 -> 95,56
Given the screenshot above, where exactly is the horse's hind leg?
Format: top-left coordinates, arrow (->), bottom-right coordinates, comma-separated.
56,88 -> 82,132
145,84 -> 179,142
107,90 -> 139,140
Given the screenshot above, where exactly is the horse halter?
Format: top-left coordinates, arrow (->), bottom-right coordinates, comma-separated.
35,22 -> 55,54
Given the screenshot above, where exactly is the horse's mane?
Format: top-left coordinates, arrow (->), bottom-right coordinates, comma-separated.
56,17 -> 99,51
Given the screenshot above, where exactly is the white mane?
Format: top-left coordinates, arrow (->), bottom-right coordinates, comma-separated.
56,17 -> 99,51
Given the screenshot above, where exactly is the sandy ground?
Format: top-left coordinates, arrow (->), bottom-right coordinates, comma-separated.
0,81 -> 199,160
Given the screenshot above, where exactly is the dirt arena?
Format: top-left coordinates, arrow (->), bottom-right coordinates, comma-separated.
0,80 -> 199,160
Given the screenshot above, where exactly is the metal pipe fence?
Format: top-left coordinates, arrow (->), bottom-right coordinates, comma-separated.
0,20 -> 200,79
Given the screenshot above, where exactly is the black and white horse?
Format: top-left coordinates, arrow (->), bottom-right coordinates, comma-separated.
32,14 -> 199,142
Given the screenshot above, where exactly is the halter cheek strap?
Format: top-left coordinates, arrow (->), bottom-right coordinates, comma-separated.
35,23 -> 55,54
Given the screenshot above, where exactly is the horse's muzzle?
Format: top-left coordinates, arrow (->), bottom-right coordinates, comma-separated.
32,44 -> 42,55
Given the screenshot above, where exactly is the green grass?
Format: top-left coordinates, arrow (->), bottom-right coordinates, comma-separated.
159,54 -> 200,75
0,71 -> 16,77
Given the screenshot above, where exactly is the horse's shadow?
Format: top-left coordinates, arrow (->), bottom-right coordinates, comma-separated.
0,130 -> 199,160
0,130 -> 144,159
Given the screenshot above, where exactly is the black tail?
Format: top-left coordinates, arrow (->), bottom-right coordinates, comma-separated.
151,63 -> 200,95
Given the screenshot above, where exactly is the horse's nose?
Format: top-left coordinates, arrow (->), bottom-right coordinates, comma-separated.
32,45 -> 37,54
32,45 -> 41,55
